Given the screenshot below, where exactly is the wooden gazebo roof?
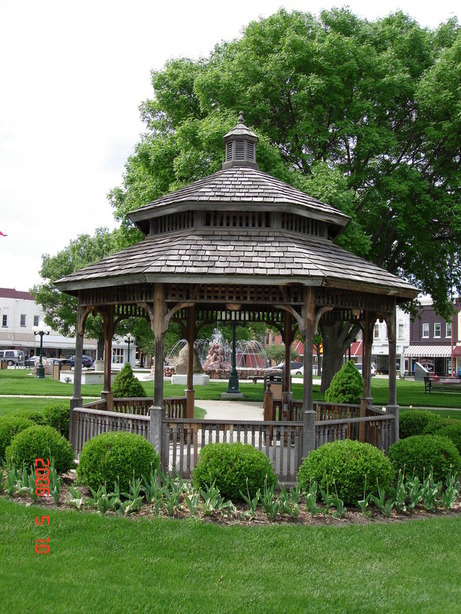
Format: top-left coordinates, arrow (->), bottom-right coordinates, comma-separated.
56,113 -> 418,303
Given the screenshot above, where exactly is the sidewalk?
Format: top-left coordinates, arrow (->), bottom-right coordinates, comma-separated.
195,399 -> 264,421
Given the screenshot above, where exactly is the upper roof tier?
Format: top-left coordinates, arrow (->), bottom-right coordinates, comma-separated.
129,166 -> 350,239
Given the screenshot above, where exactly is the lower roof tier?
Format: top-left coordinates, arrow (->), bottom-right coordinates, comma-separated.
55,228 -> 418,300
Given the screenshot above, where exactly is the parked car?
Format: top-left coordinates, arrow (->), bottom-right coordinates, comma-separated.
272,362 -> 304,376
354,363 -> 377,377
24,355 -> 38,368
0,349 -> 25,366
66,355 -> 93,368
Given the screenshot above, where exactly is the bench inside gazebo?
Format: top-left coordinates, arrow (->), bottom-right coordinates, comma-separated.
55,113 -> 418,483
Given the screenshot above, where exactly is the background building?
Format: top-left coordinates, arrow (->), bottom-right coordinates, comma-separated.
405,296 -> 460,376
0,287 -> 97,360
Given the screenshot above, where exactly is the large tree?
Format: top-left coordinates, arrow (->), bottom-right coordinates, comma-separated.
109,8 -> 460,388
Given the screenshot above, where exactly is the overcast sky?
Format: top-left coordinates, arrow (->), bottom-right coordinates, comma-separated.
1,0 -> 459,292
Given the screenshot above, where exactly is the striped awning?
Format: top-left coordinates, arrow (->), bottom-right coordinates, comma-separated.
404,345 -> 454,358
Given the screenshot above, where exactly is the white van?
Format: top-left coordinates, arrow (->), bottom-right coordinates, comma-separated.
0,349 -> 25,366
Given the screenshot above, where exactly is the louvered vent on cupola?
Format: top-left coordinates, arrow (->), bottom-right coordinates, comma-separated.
222,111 -> 259,169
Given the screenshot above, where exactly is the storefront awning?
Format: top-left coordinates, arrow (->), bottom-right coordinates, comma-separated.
453,346 -> 461,357
404,345 -> 454,358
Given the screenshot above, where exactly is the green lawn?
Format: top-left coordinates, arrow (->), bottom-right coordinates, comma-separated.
1,369 -> 461,413
0,497 -> 460,613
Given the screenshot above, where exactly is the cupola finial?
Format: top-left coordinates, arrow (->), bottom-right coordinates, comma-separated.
222,111 -> 259,170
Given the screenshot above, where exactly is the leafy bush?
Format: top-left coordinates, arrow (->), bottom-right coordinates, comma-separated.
111,363 -> 146,398
297,439 -> 394,505
399,410 -> 445,439
13,410 -> 47,426
436,423 -> 461,455
5,425 -> 75,474
77,432 -> 159,491
192,443 -> 277,502
388,435 -> 461,483
43,404 -> 70,439
0,416 -> 34,459
325,361 -> 363,405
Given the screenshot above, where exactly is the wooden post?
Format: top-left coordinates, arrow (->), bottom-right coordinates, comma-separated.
152,284 -> 165,409
302,287 -> 316,414
186,305 -> 196,419
302,410 -> 316,458
70,301 -> 85,444
101,306 -> 115,412
263,386 -> 274,421
360,310 -> 374,442
387,300 -> 399,443
149,406 -> 163,457
283,311 -> 293,394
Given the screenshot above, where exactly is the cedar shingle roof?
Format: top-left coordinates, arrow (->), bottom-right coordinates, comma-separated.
55,229 -> 417,298
128,166 -> 350,233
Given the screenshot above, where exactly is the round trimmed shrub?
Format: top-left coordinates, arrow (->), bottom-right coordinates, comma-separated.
5,425 -> 75,473
388,435 -> 461,483
436,423 -> 461,455
111,363 -> 146,398
325,361 -> 363,405
0,416 -> 34,459
77,431 -> 159,491
43,404 -> 70,439
14,410 -> 47,426
399,410 -> 444,439
297,439 -> 394,505
192,442 -> 277,502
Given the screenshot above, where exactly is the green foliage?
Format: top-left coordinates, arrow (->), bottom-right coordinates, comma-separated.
109,9 -> 461,313
399,410 -> 446,438
111,363 -> 146,398
325,361 -> 363,404
388,435 -> 461,483
42,404 -> 70,439
192,442 -> 277,502
297,439 -> 394,505
31,227 -> 132,352
5,425 -> 74,474
77,432 -> 159,491
435,422 -> 461,455
0,416 -> 34,459
263,345 -> 299,364
14,410 -> 47,426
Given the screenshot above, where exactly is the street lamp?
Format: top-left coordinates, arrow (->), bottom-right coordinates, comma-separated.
32,320 -> 51,379
124,335 -> 134,365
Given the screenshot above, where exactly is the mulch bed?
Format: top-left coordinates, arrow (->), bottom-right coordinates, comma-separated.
3,470 -> 461,526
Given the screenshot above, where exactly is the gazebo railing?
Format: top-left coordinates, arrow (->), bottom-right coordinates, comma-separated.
272,399 -> 362,422
81,397 -> 187,418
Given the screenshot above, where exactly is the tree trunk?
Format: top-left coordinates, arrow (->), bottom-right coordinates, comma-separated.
320,320 -> 360,393
97,338 -> 104,361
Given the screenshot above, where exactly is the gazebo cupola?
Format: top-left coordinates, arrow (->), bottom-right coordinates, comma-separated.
222,111 -> 259,169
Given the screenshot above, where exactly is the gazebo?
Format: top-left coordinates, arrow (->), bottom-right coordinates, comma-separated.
56,113 -> 418,479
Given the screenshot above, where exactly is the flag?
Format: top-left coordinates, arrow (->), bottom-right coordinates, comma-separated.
0,231 -> 7,237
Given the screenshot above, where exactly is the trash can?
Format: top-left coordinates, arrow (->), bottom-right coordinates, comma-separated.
0,360 -> 7,369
